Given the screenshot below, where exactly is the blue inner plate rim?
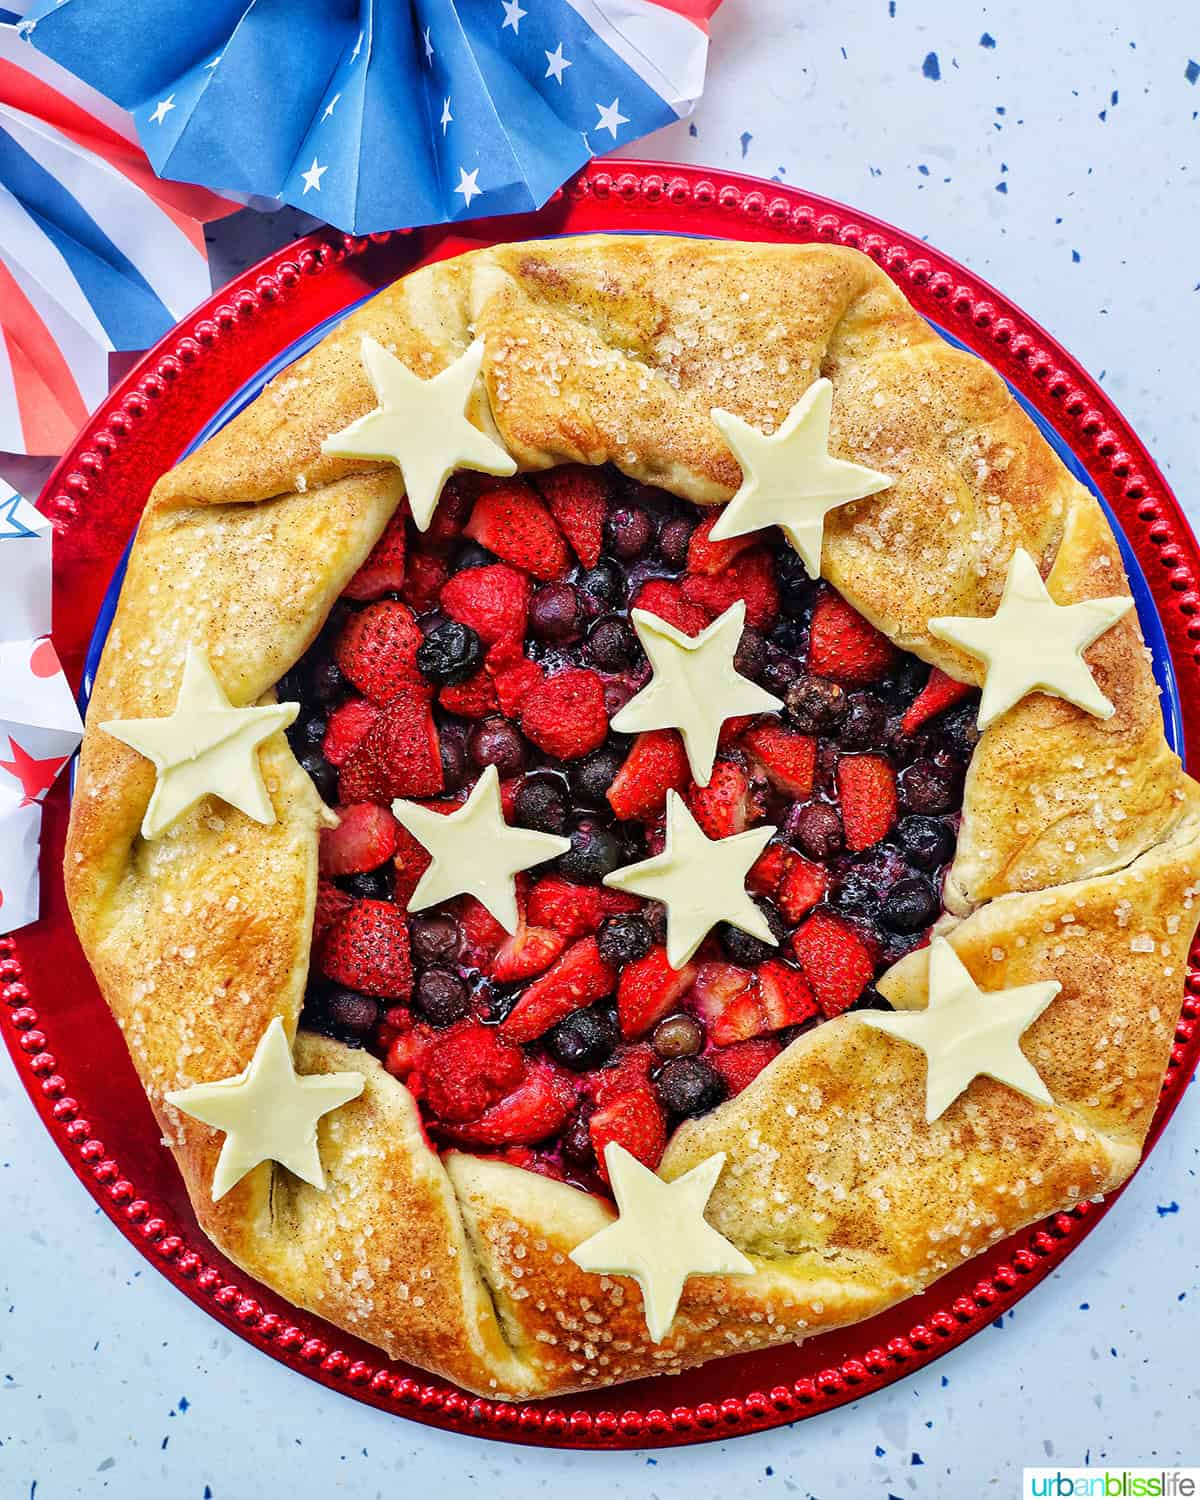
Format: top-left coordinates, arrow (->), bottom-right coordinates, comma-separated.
79,293 -> 1184,761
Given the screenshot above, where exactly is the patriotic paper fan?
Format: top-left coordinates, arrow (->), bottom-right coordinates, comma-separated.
0,13 -> 238,455
21,0 -> 723,236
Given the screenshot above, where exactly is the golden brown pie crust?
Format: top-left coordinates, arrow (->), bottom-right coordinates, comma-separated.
65,235 -> 1200,1397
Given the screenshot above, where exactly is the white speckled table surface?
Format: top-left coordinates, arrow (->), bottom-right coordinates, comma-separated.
3,1 -> 1198,1494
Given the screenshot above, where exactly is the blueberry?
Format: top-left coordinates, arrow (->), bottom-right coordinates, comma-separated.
586,616 -> 640,671
319,987 -> 379,1046
719,901 -> 785,965
409,912 -> 463,966
833,868 -> 879,916
416,621 -> 483,686
651,1013 -> 704,1059
293,713 -> 327,750
514,774 -> 569,834
941,702 -> 982,756
467,717 -> 526,776
840,692 -> 887,749
762,658 -> 803,698
558,815 -> 624,884
298,749 -> 337,802
848,984 -> 894,1013
657,515 -> 694,569
604,506 -> 654,561
571,742 -> 626,805
454,540 -> 494,571
439,726 -> 468,791
578,559 -> 626,607
657,1056 -> 726,1118
561,1104 -> 596,1165
347,866 -> 393,900
734,626 -> 769,683
786,675 -> 847,732
880,876 -> 939,933
307,657 -> 345,705
547,1006 -> 619,1072
418,610 -> 450,638
777,553 -> 816,618
898,759 -> 958,815
793,801 -> 844,861
529,582 -> 585,644
597,914 -> 654,968
413,967 -> 470,1027
896,815 -> 956,871
769,618 -> 803,656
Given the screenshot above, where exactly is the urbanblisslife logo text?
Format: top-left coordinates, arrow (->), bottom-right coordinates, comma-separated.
1024,1471 -> 1200,1498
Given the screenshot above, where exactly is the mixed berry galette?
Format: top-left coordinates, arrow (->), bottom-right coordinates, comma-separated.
66,236 -> 1200,1398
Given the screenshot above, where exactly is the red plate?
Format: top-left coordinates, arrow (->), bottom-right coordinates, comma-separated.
6,162 -> 1200,1449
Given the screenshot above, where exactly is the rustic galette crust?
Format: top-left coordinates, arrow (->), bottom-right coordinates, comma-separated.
65,236 -> 1200,1398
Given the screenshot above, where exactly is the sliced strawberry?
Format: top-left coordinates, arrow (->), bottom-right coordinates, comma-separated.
319,802 -> 398,876
682,547 -> 779,629
383,1021 -> 436,1084
439,667 -> 499,718
486,637 -> 546,716
598,886 -> 643,917
392,823 -> 433,908
333,600 -> 424,705
526,876 -> 605,938
617,946 -> 697,1039
748,841 -> 795,897
464,478 -> 570,581
424,473 -> 476,547
791,910 -> 874,1017
338,691 -> 443,801
633,578 -> 710,637
520,668 -> 609,761
741,722 -> 816,797
709,1037 -> 782,1096
588,1044 -> 656,1105
441,563 -> 530,646
491,923 -> 567,983
458,895 -> 510,967
498,937 -> 616,1043
777,854 -> 828,923
686,511 -> 757,575
343,507 -> 408,599
422,1021 -> 526,1123
685,760 -> 754,838
531,465 -> 609,569
808,590 -> 896,684
320,899 -> 413,1000
590,1085 -> 667,1183
688,961 -> 754,1031
607,730 -> 690,821
836,753 -> 897,852
322,697 -> 379,767
437,1063 -> 576,1146
709,961 -> 816,1045
900,666 -> 973,734
401,550 -> 449,614
314,878 -> 353,943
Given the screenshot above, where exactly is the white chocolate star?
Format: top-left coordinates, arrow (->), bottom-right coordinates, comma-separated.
321,336 -> 516,530
708,378 -> 892,578
859,937 -> 1059,1123
612,601 -> 782,786
392,765 -> 569,933
165,1018 -> 364,1201
928,547 -> 1132,731
603,791 -> 776,969
569,1145 -> 753,1342
101,646 -> 298,840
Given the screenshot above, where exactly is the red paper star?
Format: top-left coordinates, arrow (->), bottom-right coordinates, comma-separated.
0,737 -> 68,806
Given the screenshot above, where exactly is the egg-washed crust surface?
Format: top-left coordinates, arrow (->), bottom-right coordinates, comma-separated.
65,236 -> 1200,1398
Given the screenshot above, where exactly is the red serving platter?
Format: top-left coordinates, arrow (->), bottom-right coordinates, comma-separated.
6,161 -> 1200,1450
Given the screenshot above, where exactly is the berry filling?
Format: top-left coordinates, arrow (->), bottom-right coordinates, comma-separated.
281,466 -> 978,1195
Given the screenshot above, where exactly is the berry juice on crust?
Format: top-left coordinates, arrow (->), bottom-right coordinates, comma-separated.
285,464 -> 977,1196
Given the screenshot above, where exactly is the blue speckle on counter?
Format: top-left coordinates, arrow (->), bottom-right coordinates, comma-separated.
996,181 -> 1008,193
688,122 -> 697,136
980,32 -> 996,47
912,1452 -> 925,1465
740,131 -> 752,158
1080,1301 -> 1090,1309
765,1466 -> 774,1476
203,1488 -> 212,1499
1072,250 -> 1081,262
922,52 -> 940,80
888,0 -> 895,14
876,1445 -> 886,1456
1157,1201 -> 1180,1215
918,163 -> 930,175
1186,59 -> 1198,84
941,1375 -> 949,1386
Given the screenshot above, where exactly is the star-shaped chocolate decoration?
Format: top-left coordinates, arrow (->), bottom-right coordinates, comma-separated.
858,937 -> 1060,1122
708,378 -> 892,578
612,601 -> 782,786
603,791 -> 776,969
166,1018 -> 364,1201
569,1145 -> 753,1342
392,765 -> 570,934
321,336 -> 516,530
101,646 -> 298,839
928,547 -> 1133,730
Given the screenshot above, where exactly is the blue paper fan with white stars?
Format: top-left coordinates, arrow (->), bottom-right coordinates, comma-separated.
19,0 -> 720,234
